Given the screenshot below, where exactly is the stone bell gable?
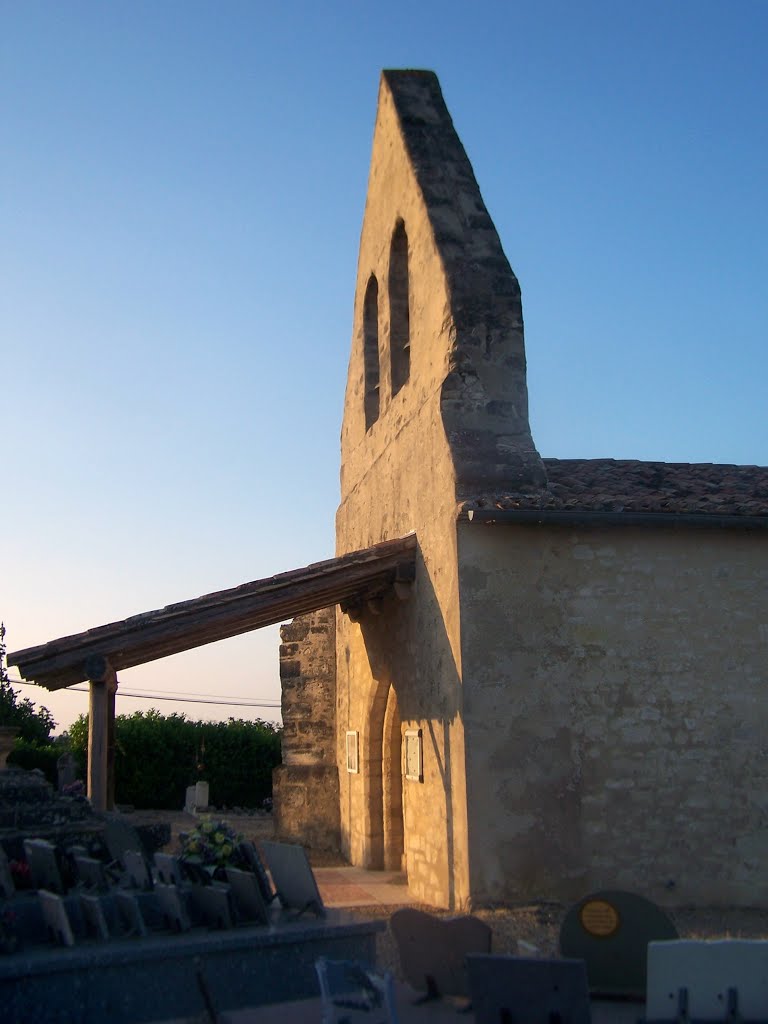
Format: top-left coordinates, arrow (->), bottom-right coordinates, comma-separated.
339,69 -> 544,552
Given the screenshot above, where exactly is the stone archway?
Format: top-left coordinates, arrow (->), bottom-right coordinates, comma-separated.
382,684 -> 404,871
359,677 -> 405,873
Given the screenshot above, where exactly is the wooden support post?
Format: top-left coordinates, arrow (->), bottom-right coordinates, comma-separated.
85,656 -> 117,812
107,678 -> 117,810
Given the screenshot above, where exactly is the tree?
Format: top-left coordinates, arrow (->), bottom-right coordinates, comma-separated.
0,623 -> 56,744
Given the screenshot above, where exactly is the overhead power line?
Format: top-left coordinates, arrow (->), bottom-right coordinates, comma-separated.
5,676 -> 280,709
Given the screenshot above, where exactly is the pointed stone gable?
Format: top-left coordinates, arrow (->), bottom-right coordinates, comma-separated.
339,69 -> 544,535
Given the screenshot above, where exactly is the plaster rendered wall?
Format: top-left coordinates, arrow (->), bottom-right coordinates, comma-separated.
458,523 -> 768,907
273,608 -> 340,851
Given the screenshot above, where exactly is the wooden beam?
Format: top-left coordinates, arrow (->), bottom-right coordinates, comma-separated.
86,657 -> 117,813
9,534 -> 418,691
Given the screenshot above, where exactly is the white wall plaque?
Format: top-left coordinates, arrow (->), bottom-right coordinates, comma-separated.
346,730 -> 359,773
404,728 -> 423,782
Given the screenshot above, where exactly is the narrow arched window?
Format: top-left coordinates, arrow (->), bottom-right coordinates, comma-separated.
363,275 -> 380,430
389,220 -> 410,396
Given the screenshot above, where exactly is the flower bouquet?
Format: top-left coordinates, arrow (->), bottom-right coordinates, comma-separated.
178,817 -> 246,877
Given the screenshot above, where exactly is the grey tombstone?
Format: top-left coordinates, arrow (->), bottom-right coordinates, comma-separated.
74,854 -> 109,891
0,846 -> 15,899
80,891 -> 110,941
468,954 -> 592,1024
190,882 -> 233,930
389,906 -> 492,999
24,838 -> 64,893
154,852 -> 185,887
124,848 -> 152,890
38,889 -> 75,947
260,840 -> 324,916
560,889 -> 678,997
56,751 -> 77,792
237,840 -> 275,905
225,866 -> 269,925
155,881 -> 191,932
102,815 -> 146,869
114,889 -> 148,938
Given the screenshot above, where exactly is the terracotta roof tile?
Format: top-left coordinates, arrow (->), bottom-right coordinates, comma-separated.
462,459 -> 768,517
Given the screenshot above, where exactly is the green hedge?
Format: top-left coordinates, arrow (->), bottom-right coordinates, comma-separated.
7,740 -> 61,786
69,710 -> 282,810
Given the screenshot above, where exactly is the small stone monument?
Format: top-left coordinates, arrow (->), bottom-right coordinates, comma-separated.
184,780 -> 209,814
56,751 -> 77,792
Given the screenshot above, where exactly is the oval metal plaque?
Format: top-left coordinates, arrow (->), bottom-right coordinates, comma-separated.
579,899 -> 620,937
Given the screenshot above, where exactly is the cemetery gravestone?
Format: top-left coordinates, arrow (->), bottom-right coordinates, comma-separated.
237,840 -> 274,904
38,889 -> 75,947
56,752 -> 77,792
114,890 -> 148,938
184,781 -> 209,814
468,954 -> 592,1024
154,852 -> 185,887
190,883 -> 233,930
389,907 -> 492,999
80,891 -> 110,941
260,841 -> 324,916
24,838 -> 64,893
225,866 -> 269,924
155,881 -> 191,932
74,854 -> 108,891
124,849 -> 152,890
646,939 -> 768,1023
560,889 -> 678,996
102,815 -> 146,868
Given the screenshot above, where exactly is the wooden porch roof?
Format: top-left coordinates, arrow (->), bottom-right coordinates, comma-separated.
8,534 -> 417,691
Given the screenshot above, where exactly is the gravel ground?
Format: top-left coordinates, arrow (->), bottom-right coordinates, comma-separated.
124,808 -> 768,984
345,903 -> 768,982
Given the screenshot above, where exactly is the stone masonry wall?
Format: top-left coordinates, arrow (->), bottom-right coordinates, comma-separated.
273,607 -> 340,851
458,523 -> 768,907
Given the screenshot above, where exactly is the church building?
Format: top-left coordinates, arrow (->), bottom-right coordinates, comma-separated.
274,70 -> 768,911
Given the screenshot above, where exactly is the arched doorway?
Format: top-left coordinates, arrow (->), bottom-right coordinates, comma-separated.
382,684 -> 404,871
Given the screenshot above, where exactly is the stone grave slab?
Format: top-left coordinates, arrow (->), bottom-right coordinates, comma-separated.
646,939 -> 768,1023
260,840 -> 324,916
468,954 -> 591,1024
24,838 -> 64,893
560,890 -> 678,996
238,840 -> 275,905
155,881 -> 191,932
389,907 -> 492,998
74,853 -> 109,890
38,889 -> 75,947
225,866 -> 269,925
125,848 -> 153,890
190,883 -> 233,930
154,852 -> 185,887
102,815 -> 146,867
115,889 -> 148,938
80,891 -> 110,941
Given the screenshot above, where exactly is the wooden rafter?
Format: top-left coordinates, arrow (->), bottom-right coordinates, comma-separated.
9,535 -> 417,691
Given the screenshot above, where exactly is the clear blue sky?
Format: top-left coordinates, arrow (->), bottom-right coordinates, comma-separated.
3,1 -> 766,731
